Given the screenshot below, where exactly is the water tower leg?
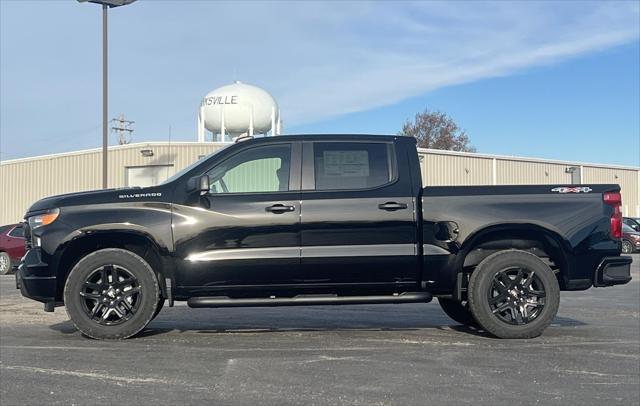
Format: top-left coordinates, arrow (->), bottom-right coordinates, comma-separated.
221,107 -> 226,142
249,106 -> 254,137
197,106 -> 205,143
276,108 -> 282,135
271,107 -> 276,137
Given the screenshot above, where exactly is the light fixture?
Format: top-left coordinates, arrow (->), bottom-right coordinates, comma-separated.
140,149 -> 154,157
77,0 -> 136,7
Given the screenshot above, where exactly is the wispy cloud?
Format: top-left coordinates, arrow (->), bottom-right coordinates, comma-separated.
261,1 -> 640,124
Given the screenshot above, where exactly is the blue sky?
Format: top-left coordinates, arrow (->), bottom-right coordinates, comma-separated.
1,0 -> 639,166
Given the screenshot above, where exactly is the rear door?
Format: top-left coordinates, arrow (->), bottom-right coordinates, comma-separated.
298,139 -> 418,289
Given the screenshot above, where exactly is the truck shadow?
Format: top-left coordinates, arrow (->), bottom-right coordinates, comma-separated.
47,306 -> 587,339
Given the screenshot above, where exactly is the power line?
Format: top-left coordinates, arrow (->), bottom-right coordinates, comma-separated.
110,113 -> 135,145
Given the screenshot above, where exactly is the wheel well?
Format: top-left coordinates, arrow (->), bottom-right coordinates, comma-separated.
458,226 -> 569,292
55,232 -> 166,300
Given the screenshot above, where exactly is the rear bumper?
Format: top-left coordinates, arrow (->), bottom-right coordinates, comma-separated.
593,256 -> 632,287
15,248 -> 56,304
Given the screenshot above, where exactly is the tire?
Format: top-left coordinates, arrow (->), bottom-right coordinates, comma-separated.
621,240 -> 633,254
0,252 -> 12,275
438,298 -> 479,328
468,250 -> 560,339
152,297 -> 165,320
63,248 -> 160,340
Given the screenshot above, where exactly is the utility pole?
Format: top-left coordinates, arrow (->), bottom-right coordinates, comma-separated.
102,4 -> 108,187
77,0 -> 137,188
111,113 -> 135,145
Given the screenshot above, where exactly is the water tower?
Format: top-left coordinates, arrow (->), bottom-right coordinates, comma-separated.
197,81 -> 281,142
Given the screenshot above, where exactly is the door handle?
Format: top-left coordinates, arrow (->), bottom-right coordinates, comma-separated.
378,202 -> 408,211
266,204 -> 295,214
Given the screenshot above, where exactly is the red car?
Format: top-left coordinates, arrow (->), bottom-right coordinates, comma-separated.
622,224 -> 640,254
0,223 -> 25,275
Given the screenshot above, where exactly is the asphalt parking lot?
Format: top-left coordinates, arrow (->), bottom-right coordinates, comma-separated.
1,256 -> 639,406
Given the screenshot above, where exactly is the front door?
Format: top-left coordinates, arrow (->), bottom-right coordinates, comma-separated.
173,142 -> 302,291
299,140 -> 418,290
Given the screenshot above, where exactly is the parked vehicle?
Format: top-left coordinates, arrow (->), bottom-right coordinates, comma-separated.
0,223 -> 25,275
622,224 -> 640,254
623,217 -> 640,232
16,135 -> 632,340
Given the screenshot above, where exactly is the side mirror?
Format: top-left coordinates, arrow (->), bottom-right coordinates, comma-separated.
187,175 -> 210,195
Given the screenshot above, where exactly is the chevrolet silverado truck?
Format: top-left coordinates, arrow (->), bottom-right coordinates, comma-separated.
17,134 -> 632,339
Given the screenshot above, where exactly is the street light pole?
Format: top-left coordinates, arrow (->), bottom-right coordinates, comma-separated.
102,4 -> 108,188
77,0 -> 136,189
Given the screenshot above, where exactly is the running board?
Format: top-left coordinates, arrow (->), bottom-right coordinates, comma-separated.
187,292 -> 432,308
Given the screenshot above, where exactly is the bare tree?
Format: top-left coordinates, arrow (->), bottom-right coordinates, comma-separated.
399,109 -> 475,152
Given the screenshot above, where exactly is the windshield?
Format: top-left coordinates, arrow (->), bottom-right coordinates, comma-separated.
160,145 -> 231,185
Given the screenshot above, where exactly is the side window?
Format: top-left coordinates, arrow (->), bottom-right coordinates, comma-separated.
8,225 -> 24,238
313,142 -> 394,190
206,144 -> 291,194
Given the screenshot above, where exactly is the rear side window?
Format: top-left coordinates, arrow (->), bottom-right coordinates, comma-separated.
313,142 -> 394,190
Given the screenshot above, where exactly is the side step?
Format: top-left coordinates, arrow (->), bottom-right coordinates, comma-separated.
187,292 -> 432,308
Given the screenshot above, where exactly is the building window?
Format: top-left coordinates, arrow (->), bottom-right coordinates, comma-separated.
126,165 -> 174,187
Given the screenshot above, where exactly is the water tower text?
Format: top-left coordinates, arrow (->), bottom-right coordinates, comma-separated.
202,95 -> 238,106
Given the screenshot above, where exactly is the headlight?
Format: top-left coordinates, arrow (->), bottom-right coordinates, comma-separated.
28,208 -> 60,230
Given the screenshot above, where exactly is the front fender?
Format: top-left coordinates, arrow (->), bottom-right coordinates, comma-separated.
56,202 -> 174,252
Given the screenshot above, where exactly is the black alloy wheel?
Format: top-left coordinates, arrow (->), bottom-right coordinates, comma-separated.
488,267 -> 546,325
79,265 -> 142,326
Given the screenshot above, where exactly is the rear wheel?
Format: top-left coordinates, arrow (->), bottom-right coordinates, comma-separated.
0,252 -> 12,275
622,240 -> 633,254
64,248 -> 160,340
438,298 -> 478,327
468,250 -> 560,339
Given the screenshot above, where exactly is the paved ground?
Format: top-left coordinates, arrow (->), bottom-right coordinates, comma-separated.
1,256 -> 639,406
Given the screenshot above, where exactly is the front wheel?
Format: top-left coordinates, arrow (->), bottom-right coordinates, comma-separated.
622,240 -> 633,254
64,248 -> 160,340
468,250 -> 560,339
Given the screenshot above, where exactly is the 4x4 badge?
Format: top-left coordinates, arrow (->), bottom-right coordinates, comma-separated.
551,187 -> 592,193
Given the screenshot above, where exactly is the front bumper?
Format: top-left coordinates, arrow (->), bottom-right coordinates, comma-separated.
593,256 -> 633,287
15,248 -> 57,306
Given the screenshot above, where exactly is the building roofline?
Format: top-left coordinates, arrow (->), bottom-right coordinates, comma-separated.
0,141 -> 230,166
1,139 -> 638,171
416,147 -> 640,171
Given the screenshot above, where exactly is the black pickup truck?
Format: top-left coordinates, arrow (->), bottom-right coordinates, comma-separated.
17,135 -> 632,339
